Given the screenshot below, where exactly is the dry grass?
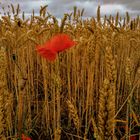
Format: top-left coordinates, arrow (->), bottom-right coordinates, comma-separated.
0,4 -> 140,140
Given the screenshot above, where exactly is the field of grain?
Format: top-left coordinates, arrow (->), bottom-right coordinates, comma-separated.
0,4 -> 140,140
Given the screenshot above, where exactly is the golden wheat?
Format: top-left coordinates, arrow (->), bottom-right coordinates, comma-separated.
0,4 -> 139,140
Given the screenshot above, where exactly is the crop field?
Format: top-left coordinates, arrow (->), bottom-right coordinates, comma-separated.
0,4 -> 140,140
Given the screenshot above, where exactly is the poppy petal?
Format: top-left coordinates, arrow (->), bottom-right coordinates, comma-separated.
49,33 -> 76,52
21,134 -> 32,140
36,46 -> 57,61
36,33 -> 76,61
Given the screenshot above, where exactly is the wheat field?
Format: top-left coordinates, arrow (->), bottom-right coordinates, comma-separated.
0,4 -> 140,140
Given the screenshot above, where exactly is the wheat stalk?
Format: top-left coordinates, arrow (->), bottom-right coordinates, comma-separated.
66,99 -> 80,131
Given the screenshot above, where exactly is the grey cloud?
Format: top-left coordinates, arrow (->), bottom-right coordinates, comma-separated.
126,1 -> 140,11
48,0 -> 97,17
103,0 -> 140,10
0,0 -> 139,18
47,0 -> 139,17
0,0 -> 49,15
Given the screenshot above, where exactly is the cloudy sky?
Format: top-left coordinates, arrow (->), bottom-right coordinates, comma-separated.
0,0 -> 140,18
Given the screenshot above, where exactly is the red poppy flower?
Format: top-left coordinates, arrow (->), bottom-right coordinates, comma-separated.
49,33 -> 76,52
36,33 -> 76,61
36,45 -> 57,61
130,136 -> 137,140
21,134 -> 31,140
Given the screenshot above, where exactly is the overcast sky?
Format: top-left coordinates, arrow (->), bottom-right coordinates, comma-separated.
0,0 -> 140,18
